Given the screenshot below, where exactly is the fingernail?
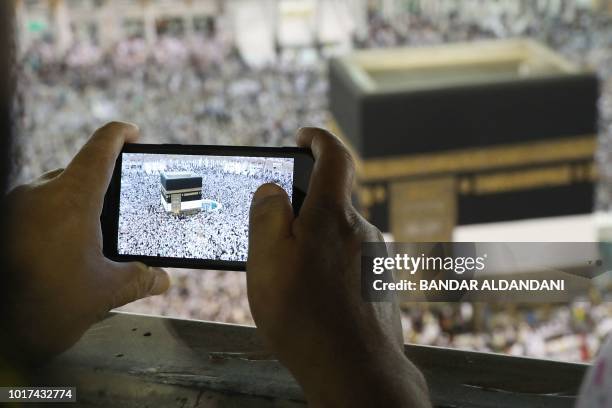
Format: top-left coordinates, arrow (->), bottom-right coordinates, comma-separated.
297,126 -> 315,136
253,183 -> 284,204
119,120 -> 139,131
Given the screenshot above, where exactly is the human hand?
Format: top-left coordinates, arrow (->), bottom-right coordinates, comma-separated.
4,122 -> 170,362
247,127 -> 429,407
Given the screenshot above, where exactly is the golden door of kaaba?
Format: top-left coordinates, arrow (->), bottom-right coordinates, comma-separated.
171,194 -> 181,214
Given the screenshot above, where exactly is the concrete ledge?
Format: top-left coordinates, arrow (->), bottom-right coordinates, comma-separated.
35,312 -> 588,407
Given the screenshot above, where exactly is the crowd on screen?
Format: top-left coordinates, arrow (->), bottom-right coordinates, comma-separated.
118,157 -> 293,261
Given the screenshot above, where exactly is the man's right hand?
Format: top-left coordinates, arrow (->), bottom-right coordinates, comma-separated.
247,127 -> 429,408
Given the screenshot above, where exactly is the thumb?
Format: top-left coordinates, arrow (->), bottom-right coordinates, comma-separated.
248,183 -> 293,261
108,262 -> 171,309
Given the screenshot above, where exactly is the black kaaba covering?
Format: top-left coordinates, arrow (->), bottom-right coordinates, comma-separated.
160,172 -> 203,191
328,39 -> 599,238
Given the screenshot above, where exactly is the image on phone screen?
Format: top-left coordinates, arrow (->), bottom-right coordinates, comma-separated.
117,153 -> 294,262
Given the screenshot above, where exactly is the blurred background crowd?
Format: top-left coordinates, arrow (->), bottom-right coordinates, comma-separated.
9,0 -> 612,363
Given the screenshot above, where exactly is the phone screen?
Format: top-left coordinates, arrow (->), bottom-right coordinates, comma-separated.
117,152 -> 294,262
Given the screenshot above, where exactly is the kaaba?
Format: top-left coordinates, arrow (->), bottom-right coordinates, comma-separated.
328,39 -> 599,241
160,171 -> 203,214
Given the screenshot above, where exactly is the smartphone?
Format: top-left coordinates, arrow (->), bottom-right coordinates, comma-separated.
102,143 -> 313,271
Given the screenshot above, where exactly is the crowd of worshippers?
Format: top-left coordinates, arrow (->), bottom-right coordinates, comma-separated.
13,4 -> 612,203
118,157 -> 293,261
122,270 -> 612,364
14,35 -> 325,187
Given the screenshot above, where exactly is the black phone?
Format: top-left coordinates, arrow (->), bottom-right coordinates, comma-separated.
101,143 -> 314,271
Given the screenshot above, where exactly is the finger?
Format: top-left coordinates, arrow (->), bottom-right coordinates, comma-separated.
62,121 -> 139,209
248,183 -> 293,263
107,261 -> 170,309
296,127 -> 355,209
